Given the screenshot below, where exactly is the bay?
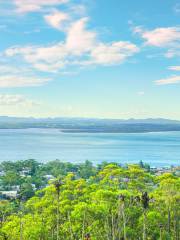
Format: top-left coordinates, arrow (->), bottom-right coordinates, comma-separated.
0,128 -> 180,166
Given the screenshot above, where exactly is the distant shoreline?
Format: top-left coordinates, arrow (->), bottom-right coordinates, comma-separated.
1,127 -> 180,134
1,117 -> 180,133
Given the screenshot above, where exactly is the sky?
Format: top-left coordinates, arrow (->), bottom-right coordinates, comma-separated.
0,0 -> 180,119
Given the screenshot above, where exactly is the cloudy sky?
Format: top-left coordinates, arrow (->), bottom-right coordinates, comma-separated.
0,0 -> 180,119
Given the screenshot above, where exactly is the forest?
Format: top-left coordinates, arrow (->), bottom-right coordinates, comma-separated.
0,160 -> 179,240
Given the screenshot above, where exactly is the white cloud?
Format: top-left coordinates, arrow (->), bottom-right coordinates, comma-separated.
90,42 -> 139,65
32,62 -> 66,73
134,27 -> 180,47
66,17 -> 97,55
4,44 -> 68,72
5,17 -> 97,60
4,17 -> 139,73
134,26 -> 180,58
14,0 -> 68,13
44,11 -> 69,30
155,76 -> 180,85
0,65 -> 32,75
0,94 -> 40,106
0,74 -> 50,88
168,66 -> 180,71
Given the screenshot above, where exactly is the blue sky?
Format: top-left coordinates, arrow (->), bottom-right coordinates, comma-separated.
0,0 -> 180,119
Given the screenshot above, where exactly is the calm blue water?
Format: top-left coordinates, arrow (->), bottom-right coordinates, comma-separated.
0,129 -> 180,166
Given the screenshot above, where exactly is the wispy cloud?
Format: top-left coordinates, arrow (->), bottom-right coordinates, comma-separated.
165,49 -> 180,58
173,3 -> 180,13
134,26 -> 180,47
137,91 -> 145,96
134,26 -> 180,58
0,65 -> 50,87
44,10 -> 69,30
155,76 -> 180,85
13,0 -> 68,13
0,94 -> 41,106
89,42 -> 139,65
168,66 -> 180,71
0,75 -> 50,87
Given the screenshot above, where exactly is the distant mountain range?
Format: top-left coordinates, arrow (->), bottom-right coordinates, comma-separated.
0,116 -> 180,133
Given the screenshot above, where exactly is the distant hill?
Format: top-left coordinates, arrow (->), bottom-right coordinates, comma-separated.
0,116 -> 180,133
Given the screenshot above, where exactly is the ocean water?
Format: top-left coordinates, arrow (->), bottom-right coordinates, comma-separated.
0,128 -> 180,166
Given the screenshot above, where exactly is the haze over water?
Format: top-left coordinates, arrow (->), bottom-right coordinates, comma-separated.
0,129 -> 180,166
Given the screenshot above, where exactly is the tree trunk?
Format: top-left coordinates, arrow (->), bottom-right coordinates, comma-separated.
81,210 -> 86,240
56,191 -> 60,240
160,228 -> 162,240
122,202 -> 126,240
143,210 -> 147,240
20,202 -> 23,240
68,212 -> 74,240
168,206 -> 171,238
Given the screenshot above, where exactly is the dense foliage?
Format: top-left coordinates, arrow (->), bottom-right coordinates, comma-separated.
0,159 -> 97,197
0,161 -> 179,240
